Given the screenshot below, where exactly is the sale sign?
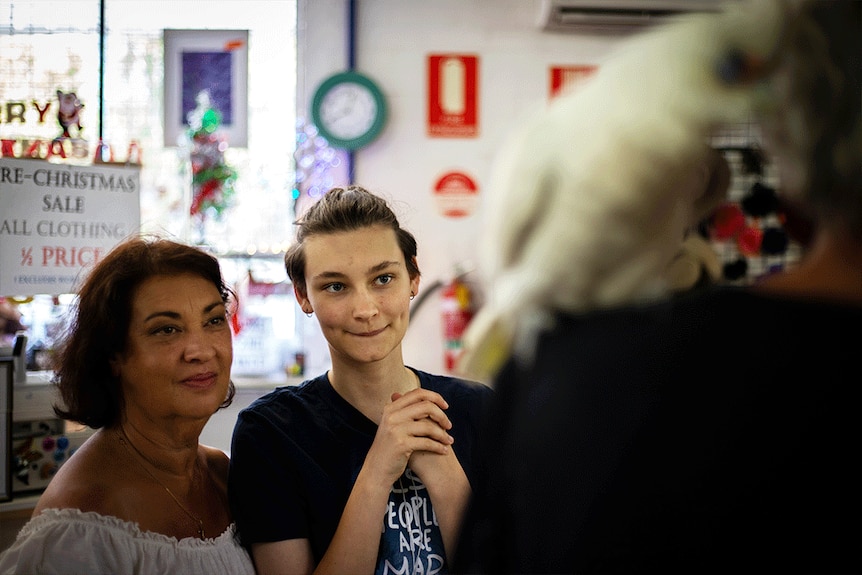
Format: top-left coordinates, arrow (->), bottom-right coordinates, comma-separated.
0,157 -> 141,295
428,54 -> 478,138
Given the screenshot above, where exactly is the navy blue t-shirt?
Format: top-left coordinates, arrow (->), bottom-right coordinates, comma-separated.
229,368 -> 494,574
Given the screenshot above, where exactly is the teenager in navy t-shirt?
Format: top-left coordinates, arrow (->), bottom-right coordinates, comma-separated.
229,186 -> 494,575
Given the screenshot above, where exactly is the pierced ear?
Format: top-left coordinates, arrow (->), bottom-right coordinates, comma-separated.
293,284 -> 309,307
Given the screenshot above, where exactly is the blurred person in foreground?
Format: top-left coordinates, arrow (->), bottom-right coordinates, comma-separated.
0,236 -> 254,574
454,0 -> 861,572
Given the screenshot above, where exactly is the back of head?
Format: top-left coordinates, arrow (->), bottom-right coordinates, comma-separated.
284,186 -> 420,296
53,235 -> 232,428
759,0 -> 861,238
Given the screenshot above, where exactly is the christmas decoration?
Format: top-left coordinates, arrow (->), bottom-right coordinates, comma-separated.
56,90 -> 84,139
293,117 -> 339,212
187,91 -> 236,222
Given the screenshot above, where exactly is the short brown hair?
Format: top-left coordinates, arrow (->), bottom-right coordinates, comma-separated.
285,186 -> 421,296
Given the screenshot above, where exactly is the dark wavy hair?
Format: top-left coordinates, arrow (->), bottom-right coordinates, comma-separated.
285,186 -> 421,296
52,236 -> 236,429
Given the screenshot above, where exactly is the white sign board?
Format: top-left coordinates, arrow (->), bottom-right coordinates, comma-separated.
0,158 -> 141,295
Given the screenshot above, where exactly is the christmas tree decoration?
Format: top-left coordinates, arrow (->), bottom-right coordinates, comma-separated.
187,91 -> 236,223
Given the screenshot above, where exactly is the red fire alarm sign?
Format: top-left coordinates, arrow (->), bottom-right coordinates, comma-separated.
433,171 -> 479,218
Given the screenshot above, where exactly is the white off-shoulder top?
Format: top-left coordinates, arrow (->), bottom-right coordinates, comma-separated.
0,508 -> 255,575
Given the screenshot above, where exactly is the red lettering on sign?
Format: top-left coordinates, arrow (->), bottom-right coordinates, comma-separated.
41,246 -> 105,267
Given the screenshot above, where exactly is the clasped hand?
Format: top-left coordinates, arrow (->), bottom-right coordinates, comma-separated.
366,388 -> 454,485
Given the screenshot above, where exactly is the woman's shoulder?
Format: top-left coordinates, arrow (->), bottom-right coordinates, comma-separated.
34,429 -> 120,515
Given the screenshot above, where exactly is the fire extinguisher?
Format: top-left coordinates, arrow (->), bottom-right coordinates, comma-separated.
440,277 -> 474,372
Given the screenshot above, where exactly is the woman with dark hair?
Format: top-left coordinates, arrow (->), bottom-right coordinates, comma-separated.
0,236 -> 254,574
229,186 -> 494,575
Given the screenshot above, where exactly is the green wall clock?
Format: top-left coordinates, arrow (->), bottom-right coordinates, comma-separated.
311,70 -> 388,150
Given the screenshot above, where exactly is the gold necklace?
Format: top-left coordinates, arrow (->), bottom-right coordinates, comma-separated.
116,429 -> 206,540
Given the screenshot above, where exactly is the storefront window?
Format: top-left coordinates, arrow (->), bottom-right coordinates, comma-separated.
1,0 -> 300,383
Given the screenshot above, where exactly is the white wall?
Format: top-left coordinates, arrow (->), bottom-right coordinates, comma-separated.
297,0 -> 620,378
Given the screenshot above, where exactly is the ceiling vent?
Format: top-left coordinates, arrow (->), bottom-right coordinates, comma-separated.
538,0 -> 727,34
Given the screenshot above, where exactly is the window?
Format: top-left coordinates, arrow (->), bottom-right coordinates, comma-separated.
1,0 -> 301,382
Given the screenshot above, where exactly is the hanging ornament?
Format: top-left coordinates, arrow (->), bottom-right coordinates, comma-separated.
56,90 -> 85,140
187,91 -> 237,225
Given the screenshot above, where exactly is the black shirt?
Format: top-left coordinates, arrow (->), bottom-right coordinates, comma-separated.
455,287 -> 862,573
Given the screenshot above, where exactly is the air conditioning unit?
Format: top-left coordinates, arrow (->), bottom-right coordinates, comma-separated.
538,0 -> 728,34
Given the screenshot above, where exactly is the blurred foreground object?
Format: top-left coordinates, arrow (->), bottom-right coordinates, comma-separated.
459,0 -> 783,381
453,0 -> 861,572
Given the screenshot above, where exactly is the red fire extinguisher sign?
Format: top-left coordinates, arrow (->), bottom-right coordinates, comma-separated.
427,54 -> 479,138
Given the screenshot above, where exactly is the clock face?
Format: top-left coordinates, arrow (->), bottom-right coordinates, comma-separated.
319,82 -> 378,140
312,71 -> 387,150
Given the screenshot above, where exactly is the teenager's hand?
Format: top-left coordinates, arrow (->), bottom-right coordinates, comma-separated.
363,389 -> 454,485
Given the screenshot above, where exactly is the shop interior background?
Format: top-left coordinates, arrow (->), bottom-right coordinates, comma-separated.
0,0 -> 300,386
1,0 -> 801,460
